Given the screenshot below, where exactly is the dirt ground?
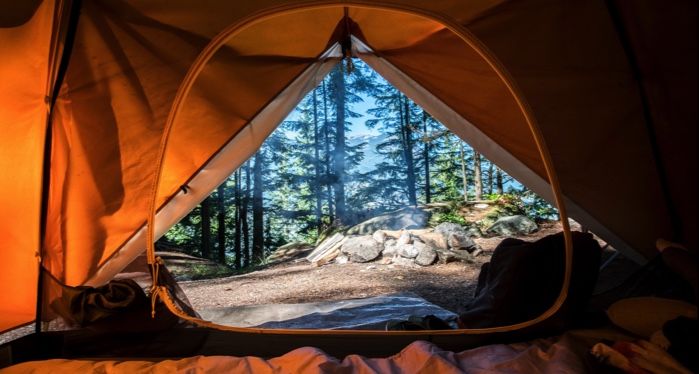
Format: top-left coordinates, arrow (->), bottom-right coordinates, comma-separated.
180,221 -> 584,314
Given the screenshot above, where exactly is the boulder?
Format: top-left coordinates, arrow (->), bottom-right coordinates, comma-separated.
486,215 -> 538,236
382,239 -> 398,257
434,248 -> 474,264
434,222 -> 466,236
417,232 -> 449,250
334,254 -> 349,264
340,236 -> 383,263
447,232 -> 477,250
397,243 -> 419,259
433,222 -> 478,250
414,242 -> 437,266
372,230 -> 387,244
346,206 -> 430,235
397,231 -> 412,245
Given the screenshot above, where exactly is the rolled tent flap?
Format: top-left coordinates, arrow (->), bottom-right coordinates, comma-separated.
0,0 -> 55,333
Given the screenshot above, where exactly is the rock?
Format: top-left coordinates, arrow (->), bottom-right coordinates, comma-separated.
435,248 -> 474,264
397,231 -> 412,245
335,254 -> 349,264
434,222 -> 466,236
486,215 -> 538,236
382,239 -> 398,257
372,230 -> 387,244
448,232 -> 477,250
474,203 -> 490,209
433,222 -> 478,250
417,232 -> 449,250
397,243 -> 419,259
414,242 -> 437,266
346,206 -> 430,235
340,236 -> 383,262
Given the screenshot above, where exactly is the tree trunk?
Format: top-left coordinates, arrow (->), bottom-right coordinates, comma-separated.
241,162 -> 250,267
321,80 -> 334,221
216,184 -> 226,264
487,161 -> 494,195
252,153 -> 264,263
312,89 -> 323,235
495,167 -> 504,195
234,170 -> 242,268
200,197 -> 212,260
473,150 -> 483,201
400,95 -> 417,206
459,142 -> 468,202
332,66 -> 346,223
422,110 -> 431,204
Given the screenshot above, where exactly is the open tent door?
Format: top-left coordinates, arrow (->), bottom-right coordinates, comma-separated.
129,6 -> 576,339
29,4 -> 579,341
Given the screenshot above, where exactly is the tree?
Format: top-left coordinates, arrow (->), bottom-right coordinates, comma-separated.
241,161 -> 251,267
473,150 -> 483,200
331,65 -> 347,223
200,196 -> 212,259
400,95 -> 418,205
252,153 -> 264,263
459,142 -> 468,201
365,82 -> 420,207
233,170 -> 242,268
216,184 -> 226,264
422,110 -> 432,204
311,89 -> 323,234
495,166 -> 504,195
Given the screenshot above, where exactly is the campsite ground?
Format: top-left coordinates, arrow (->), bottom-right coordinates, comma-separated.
180,221 -> 583,314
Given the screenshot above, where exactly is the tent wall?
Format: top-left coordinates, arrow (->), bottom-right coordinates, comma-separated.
464,0 -> 683,259
0,0 -> 695,332
0,0 -> 55,333
611,1 -> 697,251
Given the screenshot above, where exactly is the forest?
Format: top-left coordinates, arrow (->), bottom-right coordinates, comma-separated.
161,59 -> 555,269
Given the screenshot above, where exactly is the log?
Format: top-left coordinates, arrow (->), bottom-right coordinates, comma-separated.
313,237 -> 348,266
306,233 -> 345,263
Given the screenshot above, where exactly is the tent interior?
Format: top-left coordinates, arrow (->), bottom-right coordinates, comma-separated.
0,0 -> 696,371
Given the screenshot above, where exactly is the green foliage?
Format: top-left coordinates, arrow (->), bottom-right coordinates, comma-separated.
430,210 -> 468,226
493,194 -> 527,216
518,189 -> 559,221
429,201 -> 467,226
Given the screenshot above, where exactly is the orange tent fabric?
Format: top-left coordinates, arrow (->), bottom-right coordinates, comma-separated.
0,0 -> 696,334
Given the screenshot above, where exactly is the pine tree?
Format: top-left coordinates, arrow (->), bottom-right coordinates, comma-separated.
216,184 -> 226,264
200,197 -> 212,259
234,170 -> 242,268
252,153 -> 264,263
473,150 -> 483,200
241,161 -> 251,267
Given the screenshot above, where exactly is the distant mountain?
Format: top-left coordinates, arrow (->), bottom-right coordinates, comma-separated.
348,133 -> 389,173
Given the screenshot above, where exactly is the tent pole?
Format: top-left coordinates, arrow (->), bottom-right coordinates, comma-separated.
35,0 -> 83,334
604,0 -> 682,243
149,2 -> 573,335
